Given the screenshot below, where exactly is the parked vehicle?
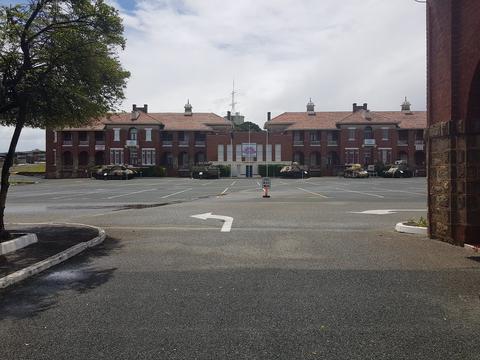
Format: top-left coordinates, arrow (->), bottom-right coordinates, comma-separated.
93,165 -> 136,180
280,163 -> 309,178
343,164 -> 369,178
382,161 -> 413,178
191,163 -> 220,179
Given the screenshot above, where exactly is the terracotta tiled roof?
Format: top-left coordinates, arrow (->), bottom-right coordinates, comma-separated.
267,110 -> 426,130
266,112 -> 345,130
65,111 -> 231,131
378,111 -> 427,129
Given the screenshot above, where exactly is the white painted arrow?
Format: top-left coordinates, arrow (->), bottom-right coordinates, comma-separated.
350,209 -> 427,215
191,212 -> 234,232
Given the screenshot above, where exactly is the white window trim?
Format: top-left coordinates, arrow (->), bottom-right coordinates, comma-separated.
348,127 -> 356,141
141,148 -> 156,165
113,128 -> 121,142
110,148 -> 124,165
53,149 -> 56,167
381,127 -> 389,140
217,144 -> 224,162
275,144 -> 282,162
257,144 -> 263,162
145,128 -> 152,142
266,144 -> 272,162
235,144 -> 242,162
227,144 -> 233,162
53,131 -> 57,143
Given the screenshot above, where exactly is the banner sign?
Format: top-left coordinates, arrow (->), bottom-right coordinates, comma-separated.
242,143 -> 257,158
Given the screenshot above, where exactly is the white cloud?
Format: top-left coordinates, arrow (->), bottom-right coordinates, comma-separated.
0,0 -> 427,151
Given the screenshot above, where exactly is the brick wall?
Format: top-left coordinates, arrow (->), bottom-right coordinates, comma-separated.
427,0 -> 480,245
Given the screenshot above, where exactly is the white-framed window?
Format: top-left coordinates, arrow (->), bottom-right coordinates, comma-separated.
113,128 -> 120,142
345,148 -> 359,164
275,144 -> 282,162
382,128 -> 389,140
266,144 -> 272,162
236,144 -> 242,162
257,144 -> 263,162
53,131 -> 57,143
129,128 -> 137,141
378,148 -> 392,164
217,144 -> 224,162
348,128 -> 356,140
142,148 -> 155,165
145,128 -> 152,142
53,149 -> 56,167
110,148 -> 124,165
227,144 -> 233,161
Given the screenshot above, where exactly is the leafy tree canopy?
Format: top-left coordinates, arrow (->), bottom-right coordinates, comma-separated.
234,121 -> 263,132
0,0 -> 130,129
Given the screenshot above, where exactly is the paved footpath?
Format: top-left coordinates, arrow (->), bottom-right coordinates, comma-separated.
1,178 -> 480,359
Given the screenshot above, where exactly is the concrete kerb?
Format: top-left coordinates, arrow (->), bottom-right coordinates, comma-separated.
0,233 -> 38,256
395,222 -> 428,236
0,222 -> 106,289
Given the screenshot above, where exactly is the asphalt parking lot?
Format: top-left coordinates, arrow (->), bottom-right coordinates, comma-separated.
3,176 -> 480,360
6,176 -> 427,224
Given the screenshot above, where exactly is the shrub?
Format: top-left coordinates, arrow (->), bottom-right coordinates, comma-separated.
258,164 -> 287,177
217,165 -> 231,177
139,166 -> 166,177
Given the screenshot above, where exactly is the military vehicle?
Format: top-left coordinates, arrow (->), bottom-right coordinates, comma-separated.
93,165 -> 136,180
343,164 -> 369,178
280,163 -> 309,178
381,160 -> 413,178
191,163 -> 220,179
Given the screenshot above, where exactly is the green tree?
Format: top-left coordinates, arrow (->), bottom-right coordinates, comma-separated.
0,0 -> 130,240
234,121 -> 262,132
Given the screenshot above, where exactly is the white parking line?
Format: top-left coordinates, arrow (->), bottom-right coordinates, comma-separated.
106,188 -> 158,200
161,188 -> 192,199
334,187 -> 385,198
221,187 -> 229,195
53,189 -> 107,200
230,180 -> 237,186
296,187 -> 329,198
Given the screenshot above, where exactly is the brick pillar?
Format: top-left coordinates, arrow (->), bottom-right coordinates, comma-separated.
426,0 -> 480,246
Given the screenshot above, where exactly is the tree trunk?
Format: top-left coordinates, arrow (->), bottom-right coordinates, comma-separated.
0,105 -> 26,241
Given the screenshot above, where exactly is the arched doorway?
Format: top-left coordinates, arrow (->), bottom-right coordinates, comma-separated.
293,151 -> 304,165
63,151 -> 73,167
195,151 -> 205,164
78,151 -> 89,166
398,151 -> 408,163
161,152 -> 173,168
178,152 -> 189,168
309,152 -> 320,167
95,151 -> 105,166
414,151 -> 425,167
466,61 -> 480,241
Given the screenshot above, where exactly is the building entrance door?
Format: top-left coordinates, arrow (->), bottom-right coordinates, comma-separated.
246,165 -> 253,178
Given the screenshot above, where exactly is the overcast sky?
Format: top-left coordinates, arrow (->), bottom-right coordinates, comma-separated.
0,0 -> 427,152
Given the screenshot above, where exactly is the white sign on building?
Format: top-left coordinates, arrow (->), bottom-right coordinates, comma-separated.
242,143 -> 257,158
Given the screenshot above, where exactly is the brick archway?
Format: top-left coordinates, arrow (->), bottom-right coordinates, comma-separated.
465,61 -> 480,242
427,0 -> 480,246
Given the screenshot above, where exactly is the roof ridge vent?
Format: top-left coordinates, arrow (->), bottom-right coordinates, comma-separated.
184,99 -> 193,116
306,98 -> 315,115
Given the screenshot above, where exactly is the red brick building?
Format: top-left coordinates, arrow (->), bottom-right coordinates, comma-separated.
45,102 -> 232,178
426,0 -> 480,246
46,99 -> 426,178
265,100 -> 426,176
